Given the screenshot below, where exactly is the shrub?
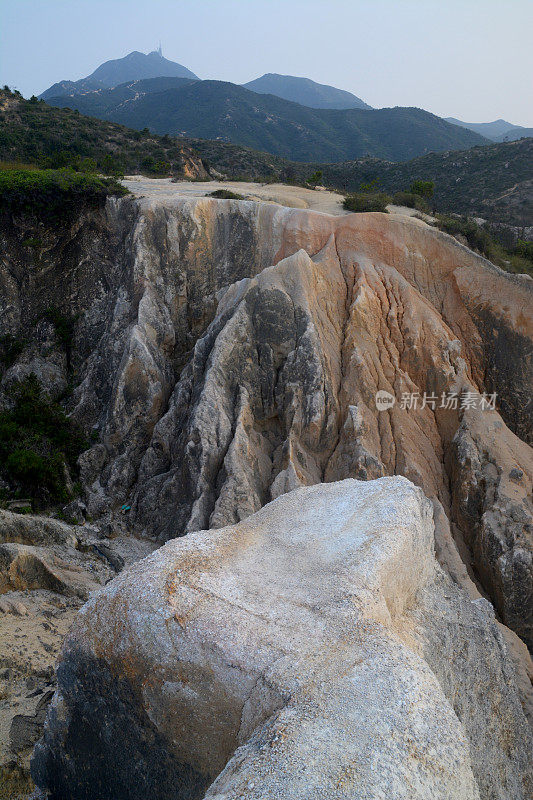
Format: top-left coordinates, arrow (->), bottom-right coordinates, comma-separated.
140,156 -> 170,175
0,334 -> 26,370
102,153 -> 124,177
392,191 -> 429,212
44,307 -> 76,352
0,376 -> 87,505
343,192 -> 390,213
515,239 -> 533,262
0,167 -> 128,220
209,189 -> 245,200
433,214 -> 533,277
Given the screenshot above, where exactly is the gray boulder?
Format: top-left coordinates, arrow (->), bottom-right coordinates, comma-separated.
32,478 -> 532,799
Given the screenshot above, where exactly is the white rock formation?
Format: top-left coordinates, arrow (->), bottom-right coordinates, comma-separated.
33,478 -> 532,799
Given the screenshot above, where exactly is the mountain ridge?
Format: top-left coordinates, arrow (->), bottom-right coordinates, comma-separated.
445,116 -> 533,142
44,77 -> 488,162
243,72 -> 371,110
40,50 -> 198,100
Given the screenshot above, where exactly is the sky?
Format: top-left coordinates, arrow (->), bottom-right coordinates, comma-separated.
2,0 -> 533,126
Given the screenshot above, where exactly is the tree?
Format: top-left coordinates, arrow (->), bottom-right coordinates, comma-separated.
307,170 -> 322,185
359,178 -> 380,192
409,180 -> 434,199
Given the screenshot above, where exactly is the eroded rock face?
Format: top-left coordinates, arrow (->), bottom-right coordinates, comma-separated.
32,479 -> 532,800
1,196 -> 532,649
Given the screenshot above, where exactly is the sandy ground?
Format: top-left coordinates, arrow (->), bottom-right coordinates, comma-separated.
123,177 -> 350,215
122,177 -> 436,224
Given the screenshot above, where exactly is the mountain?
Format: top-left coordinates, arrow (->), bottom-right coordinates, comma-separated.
44,78 -> 487,162
40,50 -> 198,99
243,73 -> 371,110
493,127 -> 533,142
445,117 -> 533,142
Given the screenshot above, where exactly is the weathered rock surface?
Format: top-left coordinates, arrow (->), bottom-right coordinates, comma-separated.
32,478 -> 532,799
1,192 -> 532,646
0,509 -> 155,774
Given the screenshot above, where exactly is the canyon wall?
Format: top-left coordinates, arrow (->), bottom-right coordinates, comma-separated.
4,194 -> 530,647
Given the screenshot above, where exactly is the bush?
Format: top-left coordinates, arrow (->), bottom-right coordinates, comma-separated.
102,154 -> 124,177
343,192 -> 390,213
0,376 -> 87,505
0,167 -> 128,219
435,214 -> 492,253
515,239 -> 533,262
44,307 -> 76,352
139,155 -> 170,176
209,189 -> 245,200
0,334 -> 26,370
392,191 -> 429,212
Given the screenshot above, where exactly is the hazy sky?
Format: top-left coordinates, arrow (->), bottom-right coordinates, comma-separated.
2,0 -> 533,125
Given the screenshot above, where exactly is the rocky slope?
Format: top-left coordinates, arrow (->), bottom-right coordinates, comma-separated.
1,189 -> 531,648
32,479 -> 532,799
0,185 -> 532,795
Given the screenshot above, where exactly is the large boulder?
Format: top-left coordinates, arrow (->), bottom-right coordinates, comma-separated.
32,478 -> 532,800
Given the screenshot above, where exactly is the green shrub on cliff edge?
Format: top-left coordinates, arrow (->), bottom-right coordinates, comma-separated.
343,192 -> 390,213
209,188 -> 245,200
0,376 -> 87,506
0,167 -> 128,220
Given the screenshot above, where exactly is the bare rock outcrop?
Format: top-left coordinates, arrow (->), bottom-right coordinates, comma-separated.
32,478 -> 532,800
1,194 -> 532,649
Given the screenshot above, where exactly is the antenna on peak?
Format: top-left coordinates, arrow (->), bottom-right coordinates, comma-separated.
158,41 -> 162,57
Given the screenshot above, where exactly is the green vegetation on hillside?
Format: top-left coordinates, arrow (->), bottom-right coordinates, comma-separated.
1,88 -> 530,277
0,167 -> 127,219
0,88 -> 204,177
306,140 -> 532,226
0,377 -> 86,506
44,77 -> 487,163
433,214 -> 533,277
3,88 -> 530,228
190,136 -> 532,228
